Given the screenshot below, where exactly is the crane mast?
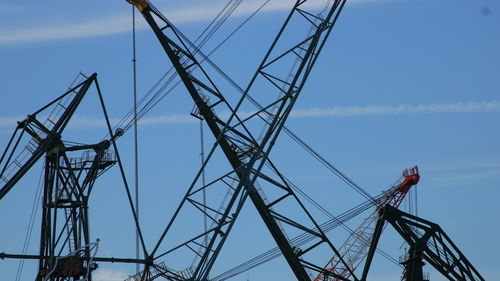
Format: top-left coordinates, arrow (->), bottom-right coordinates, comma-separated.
315,167 -> 420,281
0,74 -> 118,281
128,0 -> 354,280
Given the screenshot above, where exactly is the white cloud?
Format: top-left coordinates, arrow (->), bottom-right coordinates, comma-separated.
0,0 -> 372,43
358,272 -> 404,281
66,116 -> 122,129
0,14 -> 132,43
93,268 -> 130,281
0,117 -> 23,129
1,101 -> 498,129
136,114 -> 195,125
0,117 -> 22,124
0,1 -> 281,43
425,167 -> 500,189
68,114 -> 194,129
289,101 -> 500,118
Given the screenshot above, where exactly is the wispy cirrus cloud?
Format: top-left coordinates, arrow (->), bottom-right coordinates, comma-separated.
0,0 -> 373,44
0,117 -> 23,127
66,114 -> 194,129
0,100 -> 498,129
0,1 -> 289,43
423,164 -> 500,189
93,268 -> 129,281
0,14 -> 133,43
289,100 -> 500,118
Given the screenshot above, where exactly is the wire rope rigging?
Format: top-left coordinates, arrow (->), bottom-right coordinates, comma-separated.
109,0 -> 374,204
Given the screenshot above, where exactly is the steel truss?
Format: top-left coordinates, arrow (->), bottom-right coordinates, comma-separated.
129,0 -> 356,280
212,168 -> 418,281
0,74 -> 132,281
0,75 -> 97,200
361,205 -> 485,281
35,139 -> 115,281
314,167 -> 420,281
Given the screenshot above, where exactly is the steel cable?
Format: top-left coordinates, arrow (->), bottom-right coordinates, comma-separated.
111,0 -> 246,135
15,166 -> 44,281
211,192 -> 386,280
107,1 -> 398,277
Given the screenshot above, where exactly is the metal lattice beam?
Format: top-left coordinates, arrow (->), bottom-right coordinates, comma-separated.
361,205 -> 485,281
129,0 -> 354,280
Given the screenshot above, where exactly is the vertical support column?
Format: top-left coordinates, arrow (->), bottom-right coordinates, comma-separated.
401,246 -> 425,281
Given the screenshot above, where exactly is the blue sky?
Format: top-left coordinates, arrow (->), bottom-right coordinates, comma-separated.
0,0 -> 499,281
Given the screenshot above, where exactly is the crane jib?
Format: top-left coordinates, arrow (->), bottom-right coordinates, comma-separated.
130,0 -> 354,280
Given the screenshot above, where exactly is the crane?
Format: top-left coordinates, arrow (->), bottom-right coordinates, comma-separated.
360,204 -> 485,281
0,74 -> 123,281
0,74 -> 96,200
209,167 -> 419,281
128,0 -> 354,280
314,167 -> 420,281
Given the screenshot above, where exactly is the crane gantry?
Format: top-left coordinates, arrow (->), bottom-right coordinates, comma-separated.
0,74 -> 126,281
128,0 -> 353,280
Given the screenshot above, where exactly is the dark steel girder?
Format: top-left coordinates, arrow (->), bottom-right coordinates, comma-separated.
361,205 -> 485,281
35,132 -> 117,281
130,0 -> 353,280
0,252 -> 145,264
0,74 -> 97,201
0,74 -> 137,281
